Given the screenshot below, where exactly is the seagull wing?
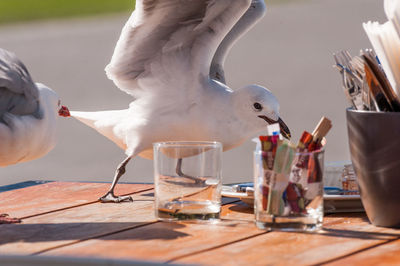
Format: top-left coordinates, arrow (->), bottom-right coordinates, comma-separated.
0,49 -> 39,118
105,0 -> 252,98
210,0 -> 266,83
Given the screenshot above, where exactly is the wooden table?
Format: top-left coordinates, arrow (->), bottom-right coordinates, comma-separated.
0,181 -> 399,265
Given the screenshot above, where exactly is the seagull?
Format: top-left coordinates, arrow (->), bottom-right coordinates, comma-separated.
69,0 -> 291,203
0,48 -> 68,223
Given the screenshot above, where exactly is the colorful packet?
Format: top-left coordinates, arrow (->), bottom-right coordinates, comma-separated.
286,182 -> 306,214
256,117 -> 332,216
259,135 -> 279,210
288,118 -> 331,211
297,131 -> 313,151
307,117 -> 332,183
309,117 -> 332,152
289,131 -> 312,188
259,135 -> 279,171
286,131 -> 311,214
307,153 -> 323,183
266,140 -> 295,215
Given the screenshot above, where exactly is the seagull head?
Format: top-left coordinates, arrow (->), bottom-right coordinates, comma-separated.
35,83 -> 70,118
232,84 -> 291,139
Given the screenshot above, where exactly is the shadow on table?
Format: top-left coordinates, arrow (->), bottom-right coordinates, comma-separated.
227,204 -> 253,214
140,192 -> 154,197
318,227 -> 400,240
325,212 -> 368,219
0,222 -> 189,244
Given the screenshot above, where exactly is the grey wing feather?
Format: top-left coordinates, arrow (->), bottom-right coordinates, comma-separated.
105,0 -> 252,96
210,0 -> 266,83
0,48 -> 39,118
105,0 -> 208,94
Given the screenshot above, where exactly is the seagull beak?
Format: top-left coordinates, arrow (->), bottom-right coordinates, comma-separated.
58,105 -> 71,117
277,117 -> 291,140
258,115 -> 291,140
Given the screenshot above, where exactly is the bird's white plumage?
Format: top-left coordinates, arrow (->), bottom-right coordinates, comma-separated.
0,50 -> 61,168
72,0 -> 284,161
0,48 -> 60,167
0,83 -> 59,166
210,0 -> 266,83
71,0 -> 290,202
105,0 -> 251,97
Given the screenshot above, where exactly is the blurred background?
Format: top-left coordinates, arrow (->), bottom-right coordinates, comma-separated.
0,0 -> 386,186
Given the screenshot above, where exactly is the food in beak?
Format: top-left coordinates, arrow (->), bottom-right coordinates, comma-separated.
258,115 -> 291,140
58,105 -> 70,117
278,117 -> 291,140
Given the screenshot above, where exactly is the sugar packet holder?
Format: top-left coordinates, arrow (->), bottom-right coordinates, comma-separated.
255,117 -> 332,216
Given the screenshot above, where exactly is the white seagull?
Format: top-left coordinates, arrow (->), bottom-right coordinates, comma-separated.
0,48 -> 68,166
70,0 -> 290,203
0,48 -> 68,223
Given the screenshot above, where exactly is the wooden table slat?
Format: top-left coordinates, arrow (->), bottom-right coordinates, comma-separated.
326,238 -> 400,265
0,190 -> 156,255
175,213 -> 400,265
0,182 -> 152,218
42,211 -> 263,263
1,182 -> 399,265
0,187 -> 239,256
39,202 -> 398,265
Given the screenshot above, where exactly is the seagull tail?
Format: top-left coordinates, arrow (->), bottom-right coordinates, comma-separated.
70,111 -> 100,128
70,110 -> 127,150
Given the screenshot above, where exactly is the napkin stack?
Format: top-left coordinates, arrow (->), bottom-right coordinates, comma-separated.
363,0 -> 400,99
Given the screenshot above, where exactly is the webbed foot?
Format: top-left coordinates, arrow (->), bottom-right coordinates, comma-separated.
176,158 -> 207,185
0,213 -> 21,224
164,178 -> 206,187
99,192 -> 133,203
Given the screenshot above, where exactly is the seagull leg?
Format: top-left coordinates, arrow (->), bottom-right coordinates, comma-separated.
100,156 -> 133,203
176,158 -> 206,185
0,213 -> 21,224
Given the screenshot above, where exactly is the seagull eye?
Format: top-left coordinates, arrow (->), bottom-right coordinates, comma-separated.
253,102 -> 263,112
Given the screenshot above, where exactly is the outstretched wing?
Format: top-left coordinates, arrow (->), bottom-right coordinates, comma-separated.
210,0 -> 266,83
0,48 -> 39,119
105,0 -> 252,97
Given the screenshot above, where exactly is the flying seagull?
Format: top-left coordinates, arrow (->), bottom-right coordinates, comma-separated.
0,48 -> 68,223
69,0 -> 290,203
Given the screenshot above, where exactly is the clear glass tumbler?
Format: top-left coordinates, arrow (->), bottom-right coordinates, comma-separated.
153,141 -> 222,221
254,148 -> 324,231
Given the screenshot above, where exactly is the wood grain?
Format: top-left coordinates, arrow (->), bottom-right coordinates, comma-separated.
1,183 -> 400,265
220,201 -> 254,222
326,238 -> 400,265
39,201 -> 259,262
0,184 -> 239,256
0,182 -> 152,218
175,213 -> 400,265
0,190 -> 156,255
43,218 -> 263,262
